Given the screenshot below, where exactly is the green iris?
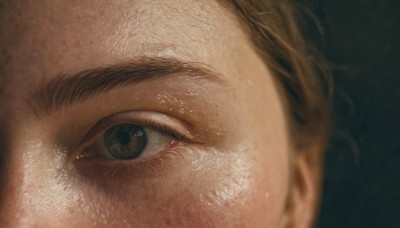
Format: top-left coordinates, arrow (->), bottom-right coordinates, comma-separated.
104,124 -> 147,160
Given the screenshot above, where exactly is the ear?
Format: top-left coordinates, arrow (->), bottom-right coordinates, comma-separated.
280,151 -> 321,228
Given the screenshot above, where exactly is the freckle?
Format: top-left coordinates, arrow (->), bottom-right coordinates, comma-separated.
68,207 -> 75,213
164,218 -> 172,225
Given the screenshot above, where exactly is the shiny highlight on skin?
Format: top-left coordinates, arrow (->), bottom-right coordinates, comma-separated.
0,0 -> 317,227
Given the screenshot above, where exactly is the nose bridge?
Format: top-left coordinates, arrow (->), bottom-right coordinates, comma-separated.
0,147 -> 48,228
0,121 -> 47,226
0,149 -> 30,226
0,118 -> 78,227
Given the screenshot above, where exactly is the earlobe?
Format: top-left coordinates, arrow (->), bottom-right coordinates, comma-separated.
281,153 -> 320,228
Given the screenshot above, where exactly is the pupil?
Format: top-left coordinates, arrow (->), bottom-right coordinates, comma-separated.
104,124 -> 147,160
117,131 -> 131,145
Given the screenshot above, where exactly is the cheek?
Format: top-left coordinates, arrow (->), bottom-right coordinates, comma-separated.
63,148 -> 288,228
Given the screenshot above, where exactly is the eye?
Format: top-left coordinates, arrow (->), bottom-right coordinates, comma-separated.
80,123 -> 177,161
104,124 -> 148,160
74,111 -> 197,164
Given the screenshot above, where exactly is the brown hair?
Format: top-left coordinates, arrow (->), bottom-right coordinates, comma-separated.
219,0 -> 331,223
219,0 -> 331,161
219,1 -> 332,217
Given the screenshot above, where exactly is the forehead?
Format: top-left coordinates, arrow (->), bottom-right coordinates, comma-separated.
0,0 -> 249,94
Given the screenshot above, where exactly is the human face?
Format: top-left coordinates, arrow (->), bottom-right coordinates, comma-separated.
0,0 -> 294,227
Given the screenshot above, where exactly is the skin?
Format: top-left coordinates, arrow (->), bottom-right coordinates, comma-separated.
0,0 -> 317,227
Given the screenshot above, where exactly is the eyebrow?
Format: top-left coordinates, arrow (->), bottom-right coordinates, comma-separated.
34,57 -> 228,116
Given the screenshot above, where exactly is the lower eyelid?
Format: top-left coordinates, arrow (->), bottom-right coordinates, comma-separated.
73,142 -> 192,178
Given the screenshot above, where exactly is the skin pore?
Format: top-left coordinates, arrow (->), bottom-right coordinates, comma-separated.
0,0 -> 317,227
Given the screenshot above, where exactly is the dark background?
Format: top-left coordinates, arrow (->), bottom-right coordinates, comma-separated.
304,0 -> 400,227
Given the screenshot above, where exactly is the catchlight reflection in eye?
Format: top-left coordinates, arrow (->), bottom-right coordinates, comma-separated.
104,124 -> 148,160
78,121 -> 180,162
74,111 -> 196,163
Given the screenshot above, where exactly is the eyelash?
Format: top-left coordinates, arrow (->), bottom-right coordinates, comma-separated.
127,144 -> 191,173
72,112 -> 197,176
